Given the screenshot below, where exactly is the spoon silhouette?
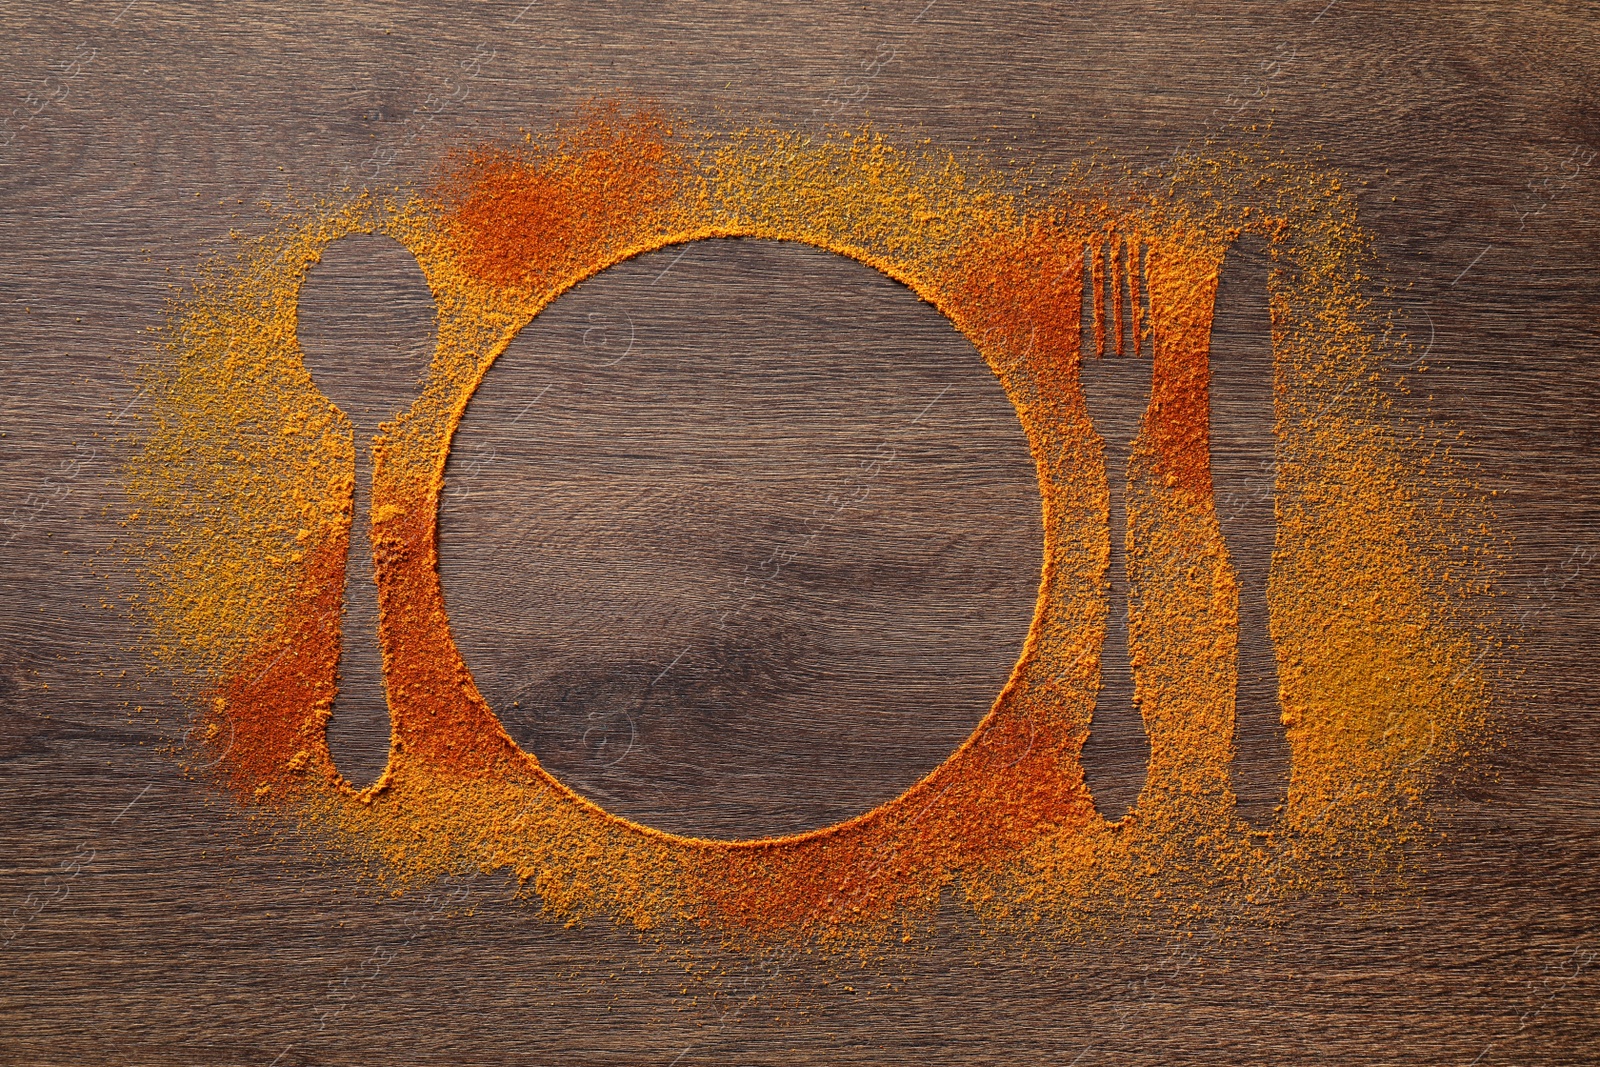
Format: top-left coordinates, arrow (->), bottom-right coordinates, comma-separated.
296,234 -> 437,788
1078,235 -> 1154,821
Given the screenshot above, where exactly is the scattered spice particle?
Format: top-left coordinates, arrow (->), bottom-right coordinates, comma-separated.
124,106 -> 1502,952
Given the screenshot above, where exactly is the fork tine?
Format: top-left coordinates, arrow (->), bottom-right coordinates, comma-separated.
1112,232 -> 1125,357
1129,235 -> 1144,359
1090,237 -> 1106,358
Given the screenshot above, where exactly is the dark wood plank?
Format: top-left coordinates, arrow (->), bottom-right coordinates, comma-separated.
2,2 -> 1597,1063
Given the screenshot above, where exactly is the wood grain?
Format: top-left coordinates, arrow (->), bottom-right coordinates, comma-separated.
2,2 -> 1598,1063
437,237 -> 1041,840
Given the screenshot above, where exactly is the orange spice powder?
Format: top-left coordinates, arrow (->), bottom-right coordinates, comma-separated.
125,108 -> 1503,950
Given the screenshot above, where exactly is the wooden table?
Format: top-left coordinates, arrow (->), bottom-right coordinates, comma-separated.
2,2 -> 1596,1062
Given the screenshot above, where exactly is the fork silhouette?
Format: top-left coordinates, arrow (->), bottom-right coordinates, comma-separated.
1077,234 -> 1153,820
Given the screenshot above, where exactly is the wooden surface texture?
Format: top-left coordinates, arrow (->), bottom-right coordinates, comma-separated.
1,2 -> 1598,1063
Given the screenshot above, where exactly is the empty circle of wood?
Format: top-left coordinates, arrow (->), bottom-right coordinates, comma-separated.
434,237 -> 1043,840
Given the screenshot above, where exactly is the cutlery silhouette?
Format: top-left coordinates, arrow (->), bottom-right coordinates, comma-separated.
1208,235 -> 1290,823
296,234 -> 436,788
1078,235 -> 1153,820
